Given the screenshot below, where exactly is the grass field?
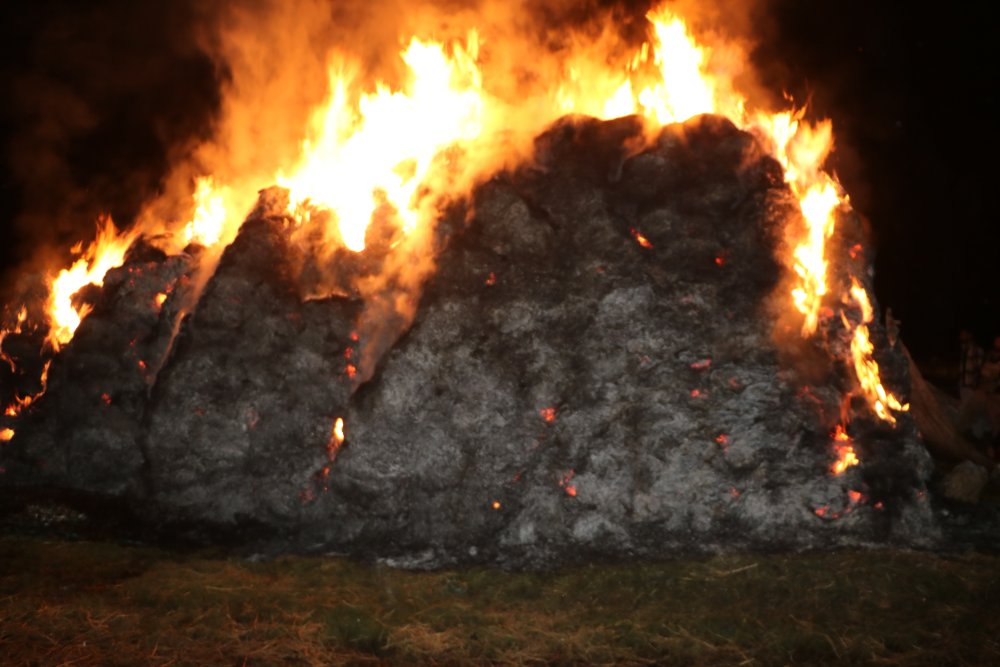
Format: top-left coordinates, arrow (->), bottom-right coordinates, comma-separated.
1,536 -> 998,665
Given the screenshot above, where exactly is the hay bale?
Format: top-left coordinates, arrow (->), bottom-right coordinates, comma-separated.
904,344 -> 994,468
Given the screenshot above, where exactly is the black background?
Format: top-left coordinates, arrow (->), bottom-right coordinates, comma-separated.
1,0 -> 996,365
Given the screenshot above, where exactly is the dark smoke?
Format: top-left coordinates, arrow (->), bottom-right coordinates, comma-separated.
0,0 -> 220,288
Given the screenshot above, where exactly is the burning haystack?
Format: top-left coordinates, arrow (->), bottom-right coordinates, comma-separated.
0,3 -> 942,566
1,114 -> 937,566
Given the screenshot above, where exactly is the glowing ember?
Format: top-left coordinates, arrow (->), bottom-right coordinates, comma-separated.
539,407 -> 556,423
559,469 -> 576,497
327,417 -> 346,459
0,428 -> 14,442
101,393 -> 112,406
485,271 -> 497,286
491,500 -> 501,510
847,489 -> 863,504
629,228 -> 654,248
154,293 -> 168,308
714,433 -> 729,445
690,359 -> 711,370
46,215 -> 138,351
345,364 -> 357,379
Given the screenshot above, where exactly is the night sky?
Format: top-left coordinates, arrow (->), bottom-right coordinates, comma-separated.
0,0 -> 996,366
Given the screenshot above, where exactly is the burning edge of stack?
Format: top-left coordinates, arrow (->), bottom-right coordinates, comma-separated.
0,114 -> 941,568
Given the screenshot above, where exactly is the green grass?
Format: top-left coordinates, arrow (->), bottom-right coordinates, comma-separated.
1,536 -> 997,665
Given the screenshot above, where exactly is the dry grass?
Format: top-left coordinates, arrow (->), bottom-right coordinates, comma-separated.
1,536 -> 998,665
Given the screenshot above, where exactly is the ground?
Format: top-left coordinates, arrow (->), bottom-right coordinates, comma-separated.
1,535 -> 998,666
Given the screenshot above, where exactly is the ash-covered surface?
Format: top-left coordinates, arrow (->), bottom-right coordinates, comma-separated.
1,115 -> 945,567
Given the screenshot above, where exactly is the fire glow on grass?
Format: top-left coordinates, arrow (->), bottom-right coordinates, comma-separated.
1,1 -> 908,451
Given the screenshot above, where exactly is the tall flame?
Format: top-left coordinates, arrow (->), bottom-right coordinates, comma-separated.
278,33 -> 484,251
184,176 -> 229,248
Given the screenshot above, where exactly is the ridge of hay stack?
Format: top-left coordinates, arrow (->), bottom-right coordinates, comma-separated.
0,115 -> 939,567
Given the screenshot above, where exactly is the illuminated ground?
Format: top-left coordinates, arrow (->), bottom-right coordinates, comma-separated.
1,535 -> 997,666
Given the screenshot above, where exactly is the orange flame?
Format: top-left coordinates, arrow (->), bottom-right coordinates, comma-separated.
279,33 -> 484,252
183,176 -> 229,248
831,424 -> 859,475
326,416 -> 345,460
46,216 -> 138,351
846,279 -> 909,425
